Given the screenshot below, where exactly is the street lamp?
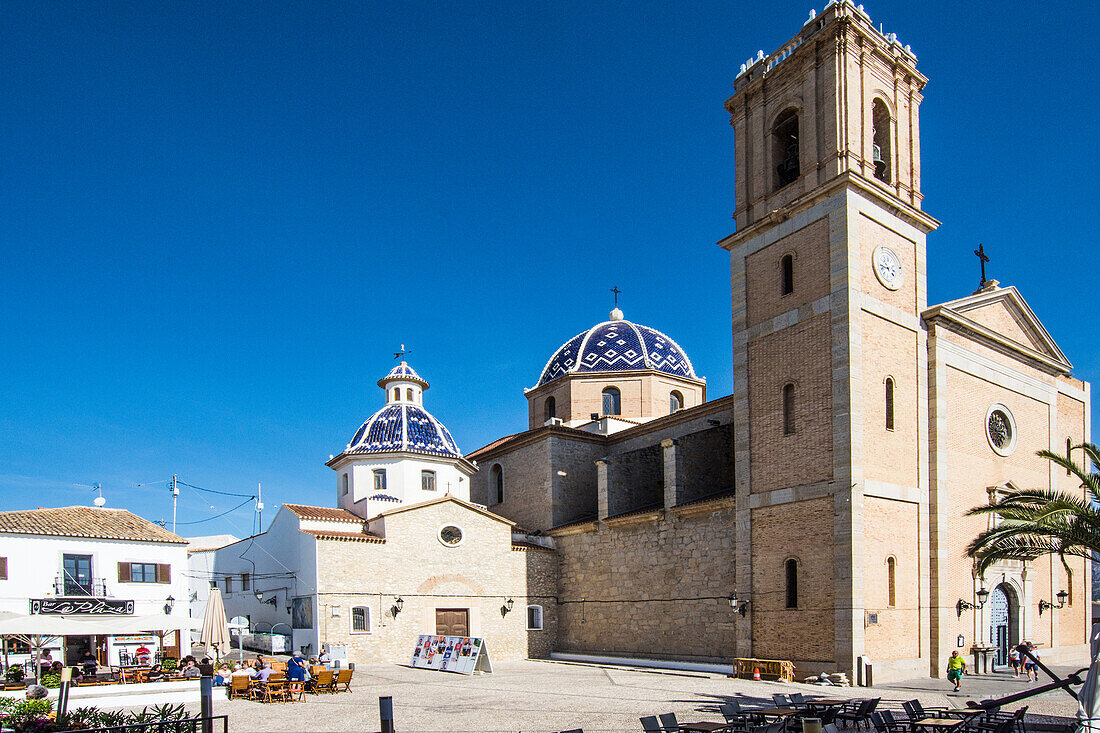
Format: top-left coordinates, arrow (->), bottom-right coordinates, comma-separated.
1039,590 -> 1069,615
164,595 -> 175,615
391,597 -> 404,617
728,593 -> 749,617
956,587 -> 989,618
501,598 -> 514,617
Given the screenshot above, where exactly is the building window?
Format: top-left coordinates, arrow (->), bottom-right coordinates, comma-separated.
1067,437 -> 1073,475
373,469 -> 387,491
422,470 -> 436,492
872,98 -> 892,183
241,572 -> 250,591
785,559 -> 798,609
885,377 -> 895,431
130,563 -> 157,583
407,388 -> 414,402
669,391 -> 683,414
1068,572 -> 1074,606
545,396 -> 556,421
351,606 -> 371,633
780,254 -> 794,296
393,387 -> 400,401
438,525 -> 464,547
782,383 -> 796,435
63,554 -> 93,596
986,403 -> 1018,456
773,109 -> 800,189
491,465 -> 504,504
341,473 -> 349,496
0,557 -> 7,580
886,557 -> 896,608
602,387 -> 621,416
526,605 -> 544,631
224,576 -> 233,594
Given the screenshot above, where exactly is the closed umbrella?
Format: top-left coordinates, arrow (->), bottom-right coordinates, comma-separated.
199,588 -> 231,662
1076,624 -> 1100,733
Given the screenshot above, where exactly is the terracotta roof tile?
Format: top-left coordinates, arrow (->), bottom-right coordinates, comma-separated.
281,504 -> 363,523
301,529 -> 384,543
0,506 -> 187,544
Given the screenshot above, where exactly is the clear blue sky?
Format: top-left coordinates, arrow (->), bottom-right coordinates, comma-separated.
2,1 -> 1097,538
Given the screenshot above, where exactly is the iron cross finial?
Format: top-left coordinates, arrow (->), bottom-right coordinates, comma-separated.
394,344 -> 410,360
610,286 -> 621,307
974,244 -> 990,288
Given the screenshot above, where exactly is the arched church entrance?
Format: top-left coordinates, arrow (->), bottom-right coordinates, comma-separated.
989,583 -> 1019,666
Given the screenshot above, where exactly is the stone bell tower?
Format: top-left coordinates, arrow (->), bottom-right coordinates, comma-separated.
719,1 -> 940,681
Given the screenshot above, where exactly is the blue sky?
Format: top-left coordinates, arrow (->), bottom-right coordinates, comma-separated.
1,1 -> 1097,538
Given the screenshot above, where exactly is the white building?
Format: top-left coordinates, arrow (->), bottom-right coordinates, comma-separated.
185,534 -> 238,630
0,506 -> 190,666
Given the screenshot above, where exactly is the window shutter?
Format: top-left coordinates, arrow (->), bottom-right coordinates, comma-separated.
118,562 -> 131,583
0,557 -> 7,580
156,564 -> 171,584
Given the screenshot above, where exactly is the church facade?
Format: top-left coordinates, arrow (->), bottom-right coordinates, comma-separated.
469,1 -> 1091,682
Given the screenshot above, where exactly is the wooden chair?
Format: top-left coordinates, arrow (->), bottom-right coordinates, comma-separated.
227,675 -> 251,700
308,669 -> 335,694
335,669 -> 352,692
260,680 -> 288,703
286,680 -> 305,702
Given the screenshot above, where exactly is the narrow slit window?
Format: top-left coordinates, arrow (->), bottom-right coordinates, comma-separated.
393,387 -> 400,402
885,377 -> 895,431
1067,437 -> 1073,476
887,557 -> 896,607
491,465 -> 504,504
545,396 -> 556,421
407,388 -> 414,402
785,559 -> 798,609
782,384 -> 796,435
780,254 -> 794,296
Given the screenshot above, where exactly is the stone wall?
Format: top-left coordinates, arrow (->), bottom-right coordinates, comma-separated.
607,445 -> 663,516
677,424 -> 735,503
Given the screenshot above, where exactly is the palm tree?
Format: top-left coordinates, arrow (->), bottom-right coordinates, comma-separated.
966,442 -> 1100,576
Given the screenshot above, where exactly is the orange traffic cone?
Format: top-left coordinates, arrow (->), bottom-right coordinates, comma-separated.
753,667 -> 761,681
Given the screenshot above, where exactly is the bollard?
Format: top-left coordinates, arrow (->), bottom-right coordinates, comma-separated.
380,695 -> 395,733
200,675 -> 213,733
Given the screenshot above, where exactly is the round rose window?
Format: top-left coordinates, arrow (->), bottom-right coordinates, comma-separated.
986,404 -> 1017,456
439,525 -> 463,546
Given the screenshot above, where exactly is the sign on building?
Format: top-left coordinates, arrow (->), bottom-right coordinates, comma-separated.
30,599 -> 134,615
410,635 -> 492,675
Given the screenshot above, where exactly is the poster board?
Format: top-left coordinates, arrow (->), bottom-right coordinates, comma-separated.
410,635 -> 493,675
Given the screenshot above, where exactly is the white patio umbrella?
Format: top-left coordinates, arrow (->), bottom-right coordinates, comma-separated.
199,588 -> 231,662
1077,624 -> 1100,733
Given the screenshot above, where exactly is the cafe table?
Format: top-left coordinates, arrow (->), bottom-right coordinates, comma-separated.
912,717 -> 969,733
755,708 -> 801,718
677,723 -> 730,732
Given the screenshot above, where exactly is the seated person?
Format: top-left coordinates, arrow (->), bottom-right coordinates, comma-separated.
69,666 -> 84,683
134,645 -> 151,665
79,650 -> 98,677
49,662 -> 63,675
144,664 -> 167,683
213,664 -> 232,686
256,663 -> 276,683
231,661 -> 257,678
180,660 -> 202,679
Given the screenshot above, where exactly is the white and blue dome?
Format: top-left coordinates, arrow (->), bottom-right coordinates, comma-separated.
344,362 -> 462,459
537,310 -> 696,387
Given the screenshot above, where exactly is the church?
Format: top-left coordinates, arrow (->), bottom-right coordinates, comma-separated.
208,0 -> 1090,682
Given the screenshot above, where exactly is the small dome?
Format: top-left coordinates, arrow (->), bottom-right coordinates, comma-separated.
537,311 -> 696,387
345,403 -> 462,458
377,361 -> 428,389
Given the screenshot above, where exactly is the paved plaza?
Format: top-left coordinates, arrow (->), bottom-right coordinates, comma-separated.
188,660 -> 1086,733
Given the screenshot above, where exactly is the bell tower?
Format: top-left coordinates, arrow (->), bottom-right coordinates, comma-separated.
720,1 -> 940,681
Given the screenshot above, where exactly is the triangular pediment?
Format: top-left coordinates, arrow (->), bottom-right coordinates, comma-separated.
923,286 -> 1072,374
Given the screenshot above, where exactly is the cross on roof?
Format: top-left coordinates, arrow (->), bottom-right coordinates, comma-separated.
610,286 -> 621,307
974,244 -> 990,288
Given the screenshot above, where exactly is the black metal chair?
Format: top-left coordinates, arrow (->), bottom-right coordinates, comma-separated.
658,712 -> 680,732
773,694 -> 792,707
836,699 -> 880,729
902,700 -> 968,722
640,716 -> 663,733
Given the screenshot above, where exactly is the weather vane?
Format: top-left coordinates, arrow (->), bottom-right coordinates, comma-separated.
974,243 -> 990,289
610,286 -> 621,308
394,344 -> 411,360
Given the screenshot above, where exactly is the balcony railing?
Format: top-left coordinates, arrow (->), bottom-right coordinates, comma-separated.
53,577 -> 109,597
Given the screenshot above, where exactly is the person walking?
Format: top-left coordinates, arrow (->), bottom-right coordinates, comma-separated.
1008,645 -> 1021,677
947,650 -> 967,692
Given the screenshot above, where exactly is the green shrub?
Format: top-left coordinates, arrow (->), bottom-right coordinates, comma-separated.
39,673 -> 60,688
5,665 -> 25,683
161,658 -> 178,672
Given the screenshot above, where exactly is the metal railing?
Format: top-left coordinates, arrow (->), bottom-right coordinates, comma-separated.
53,576 -> 110,597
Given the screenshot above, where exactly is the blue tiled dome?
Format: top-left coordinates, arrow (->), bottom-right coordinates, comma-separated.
537,311 -> 696,387
345,403 -> 462,458
377,362 -> 428,389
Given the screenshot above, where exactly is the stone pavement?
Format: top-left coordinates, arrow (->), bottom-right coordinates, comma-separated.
177,659 -> 1088,732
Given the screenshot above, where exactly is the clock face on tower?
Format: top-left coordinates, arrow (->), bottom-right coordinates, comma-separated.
872,245 -> 903,291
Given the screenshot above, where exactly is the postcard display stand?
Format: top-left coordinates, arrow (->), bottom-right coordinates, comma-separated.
410,635 -> 493,675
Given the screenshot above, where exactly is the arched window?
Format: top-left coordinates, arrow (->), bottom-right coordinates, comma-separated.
885,377 -> 895,431
785,559 -> 798,609
407,388 -> 414,402
545,396 -> 556,421
669,391 -> 683,413
373,469 -> 386,491
773,109 -> 800,189
490,464 -> 504,504
782,383 -> 796,435
341,473 -> 349,496
393,387 -> 400,401
872,98 -> 892,183
421,470 -> 436,492
780,254 -> 794,296
887,556 -> 896,607
602,387 -> 621,416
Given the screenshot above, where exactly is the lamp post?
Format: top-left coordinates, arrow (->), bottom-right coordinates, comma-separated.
163,596 -> 175,615
955,587 -> 989,618
501,598 -> 514,617
728,593 -> 749,617
391,597 -> 404,618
